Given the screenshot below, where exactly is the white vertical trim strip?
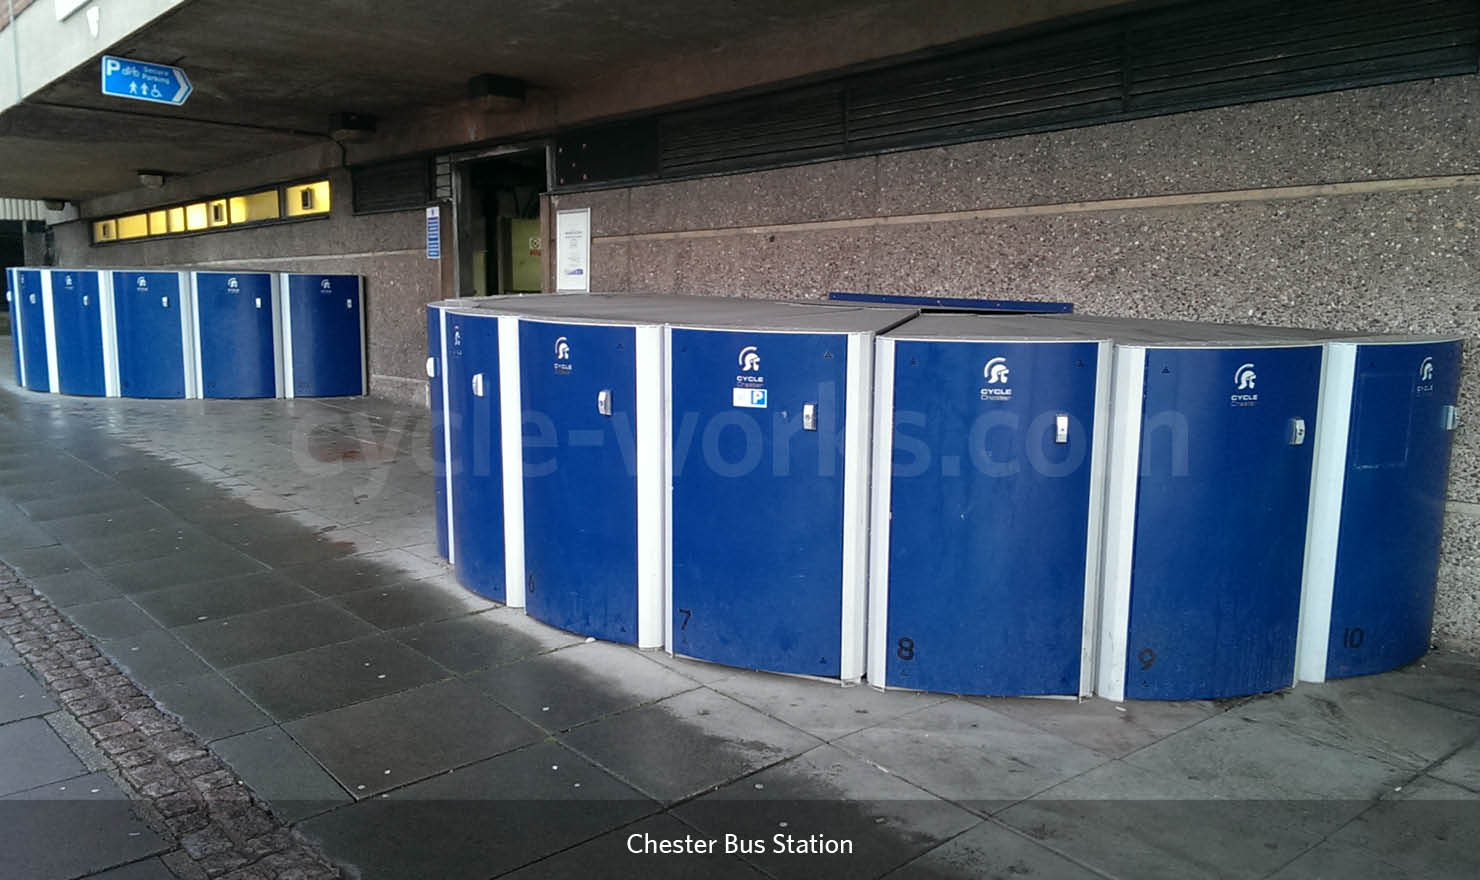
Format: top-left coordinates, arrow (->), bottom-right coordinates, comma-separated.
99,271 -> 119,397
866,337 -> 896,688
278,274 -> 297,398
180,273 -> 200,399
1079,340 -> 1114,699
12,269 -> 27,388
1096,345 -> 1147,702
635,323 -> 666,649
1296,342 -> 1354,684
356,277 -> 367,395
269,274 -> 284,398
839,332 -> 874,683
41,271 -> 59,393
498,315 -> 526,608
189,274 -> 204,399
440,308 -> 456,567
663,326 -> 676,654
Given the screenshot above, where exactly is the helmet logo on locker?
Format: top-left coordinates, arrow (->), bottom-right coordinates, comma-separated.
555,337 -> 570,360
980,356 -> 1013,401
738,346 -> 761,372
1231,363 -> 1259,406
227,277 -> 239,291
320,278 -> 332,290
1418,356 -> 1436,395
136,276 -> 148,290
63,275 -> 74,288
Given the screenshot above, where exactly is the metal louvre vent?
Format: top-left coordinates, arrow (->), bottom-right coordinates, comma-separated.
351,158 -> 433,214
553,0 -> 1479,192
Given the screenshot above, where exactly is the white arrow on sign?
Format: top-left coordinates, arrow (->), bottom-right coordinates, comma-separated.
171,68 -> 192,104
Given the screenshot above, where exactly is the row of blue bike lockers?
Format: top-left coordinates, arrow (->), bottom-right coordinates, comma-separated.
5,267 -> 365,399
428,294 -> 1460,701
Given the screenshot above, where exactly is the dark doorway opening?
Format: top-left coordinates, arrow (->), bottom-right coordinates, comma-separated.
463,150 -> 547,296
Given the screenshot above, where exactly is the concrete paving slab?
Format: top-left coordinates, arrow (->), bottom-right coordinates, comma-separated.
92,544 -> 269,594
332,578 -> 493,629
677,744 -> 981,879
1266,838 -> 1421,880
969,695 -> 1219,759
39,506 -> 183,542
236,532 -> 362,568
150,673 -> 272,742
172,599 -> 377,668
1326,652 -> 1480,719
0,637 -> 19,666
0,665 -> 57,722
17,489 -> 151,522
501,812 -> 768,879
284,678 -> 544,798
466,641 -> 701,731
299,741 -> 656,880
0,717 -> 87,796
1429,739 -> 1480,793
210,725 -> 352,823
130,571 -> 319,627
0,516 -> 59,551
0,770 -> 171,880
0,543 -> 87,577
1324,775 -> 1480,879
64,597 -> 165,641
711,671 -> 949,742
560,688 -> 822,804
29,569 -> 124,607
106,629 -> 213,690
87,858 -> 179,880
833,700 -> 1107,811
1120,709 -> 1415,799
64,528 -> 204,568
277,555 -> 421,597
353,547 -> 449,581
224,633 -> 450,722
884,819 -> 1104,880
393,608 -> 582,674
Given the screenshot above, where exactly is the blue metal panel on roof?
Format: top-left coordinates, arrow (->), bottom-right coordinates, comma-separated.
828,291 -> 1074,313
1125,344 -> 1321,699
285,274 -> 364,397
113,271 -> 187,399
883,339 -> 1100,695
668,327 -> 850,676
195,273 -> 277,399
446,312 -> 506,600
429,308 -> 449,561
519,319 -> 640,644
1327,340 -> 1461,678
48,270 -> 107,397
14,269 -> 49,392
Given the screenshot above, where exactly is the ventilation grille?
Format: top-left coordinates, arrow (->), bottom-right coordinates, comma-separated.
554,0 -> 1479,191
351,158 -> 433,214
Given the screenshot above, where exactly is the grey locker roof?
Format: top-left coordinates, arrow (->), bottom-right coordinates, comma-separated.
433,293 -> 915,333
884,313 -> 1112,342
1035,314 -> 1340,348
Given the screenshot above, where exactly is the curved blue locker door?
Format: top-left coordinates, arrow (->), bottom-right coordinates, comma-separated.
285,275 -> 364,397
1327,341 -> 1462,678
48,271 -> 107,396
670,328 -> 850,676
520,320 -> 638,644
196,274 -> 277,398
14,269 -> 49,391
1126,345 -> 1322,700
113,272 -> 187,399
446,312 -> 505,600
428,308 -> 449,560
6,270 -> 20,384
885,340 -> 1100,695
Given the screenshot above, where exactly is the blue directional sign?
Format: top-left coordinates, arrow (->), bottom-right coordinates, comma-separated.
100,56 -> 193,106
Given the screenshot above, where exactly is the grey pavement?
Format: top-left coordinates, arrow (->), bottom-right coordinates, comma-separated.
1,338 -> 1479,879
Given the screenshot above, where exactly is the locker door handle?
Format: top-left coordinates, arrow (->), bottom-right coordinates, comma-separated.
425,357 -> 437,379
346,298 -> 354,309
1054,413 -> 1070,444
161,296 -> 170,308
597,389 -> 613,416
82,295 -> 90,306
1443,405 -> 1459,431
28,293 -> 36,304
254,297 -> 263,309
802,403 -> 818,431
472,373 -> 486,398
1288,418 -> 1306,445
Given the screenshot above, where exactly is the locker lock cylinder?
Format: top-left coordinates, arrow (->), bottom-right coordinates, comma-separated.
1054,413 -> 1069,444
802,403 -> 818,431
1287,417 -> 1307,446
597,389 -> 613,416
425,357 -> 437,379
1443,405 -> 1459,431
471,373 -> 486,398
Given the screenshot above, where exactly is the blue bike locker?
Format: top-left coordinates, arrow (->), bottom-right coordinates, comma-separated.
428,305 -> 450,560
12,268 -> 50,392
1298,337 -> 1463,682
6,268 -> 22,385
44,269 -> 115,397
666,301 -> 910,681
191,272 -> 282,399
111,270 -> 198,399
280,274 -> 365,397
1096,322 -> 1323,701
443,308 -> 509,601
868,316 -> 1111,696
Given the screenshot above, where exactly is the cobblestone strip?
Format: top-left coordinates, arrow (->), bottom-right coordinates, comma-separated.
0,568 -> 342,880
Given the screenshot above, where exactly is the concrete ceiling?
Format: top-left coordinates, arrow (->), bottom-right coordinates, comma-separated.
0,0 -> 1135,201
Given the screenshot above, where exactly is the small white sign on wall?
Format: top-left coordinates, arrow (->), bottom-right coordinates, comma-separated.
555,208 -> 591,292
